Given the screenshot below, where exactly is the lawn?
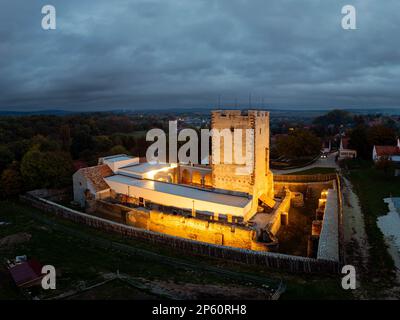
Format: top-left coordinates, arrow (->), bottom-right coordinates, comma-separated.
347,161 -> 400,286
0,200 -> 261,299
0,200 -> 352,300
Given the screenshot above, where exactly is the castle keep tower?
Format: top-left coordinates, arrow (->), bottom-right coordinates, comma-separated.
211,110 -> 275,220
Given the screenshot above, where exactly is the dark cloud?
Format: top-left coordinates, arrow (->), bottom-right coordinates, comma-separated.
0,0 -> 399,111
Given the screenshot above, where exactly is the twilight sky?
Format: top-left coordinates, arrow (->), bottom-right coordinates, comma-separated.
1,0 -> 400,111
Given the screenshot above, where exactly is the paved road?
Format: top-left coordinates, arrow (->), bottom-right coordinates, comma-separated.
272,152 -> 338,175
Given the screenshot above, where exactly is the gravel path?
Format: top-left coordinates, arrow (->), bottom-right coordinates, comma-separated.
342,177 -> 370,299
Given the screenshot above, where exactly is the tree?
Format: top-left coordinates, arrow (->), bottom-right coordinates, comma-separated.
95,136 -> 113,152
21,147 -> 73,189
109,145 -> 129,155
276,129 -> 321,159
60,124 -> 72,151
8,139 -> 30,161
71,125 -> 94,158
367,125 -> 397,146
0,145 -> 14,173
349,125 -> 370,159
0,162 -> 23,197
349,124 -> 398,160
313,110 -> 353,128
375,158 -> 394,174
30,135 -> 60,152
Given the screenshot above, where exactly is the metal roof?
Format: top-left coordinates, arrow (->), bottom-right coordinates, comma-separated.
119,163 -> 172,174
105,174 -> 251,209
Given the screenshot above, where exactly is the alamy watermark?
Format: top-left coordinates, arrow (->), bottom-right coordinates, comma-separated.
41,5 -> 56,30
341,265 -> 356,290
40,4 -> 357,31
41,265 -> 56,290
342,5 -> 357,30
146,121 -> 254,175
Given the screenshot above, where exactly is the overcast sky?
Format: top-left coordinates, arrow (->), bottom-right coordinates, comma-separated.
1,0 -> 399,111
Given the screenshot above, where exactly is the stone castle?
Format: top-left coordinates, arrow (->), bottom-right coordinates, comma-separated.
73,110 -> 288,251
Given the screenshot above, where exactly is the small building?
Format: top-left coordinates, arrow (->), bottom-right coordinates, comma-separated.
372,139 -> 400,162
73,164 -> 113,207
8,259 -> 43,288
338,137 -> 357,160
373,139 -> 400,176
104,174 -> 252,218
321,140 -> 331,154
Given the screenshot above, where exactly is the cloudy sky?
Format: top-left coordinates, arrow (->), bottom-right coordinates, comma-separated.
1,0 -> 399,111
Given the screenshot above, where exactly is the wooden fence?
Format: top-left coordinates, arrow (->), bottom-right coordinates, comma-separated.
20,194 -> 340,274
274,174 -> 337,183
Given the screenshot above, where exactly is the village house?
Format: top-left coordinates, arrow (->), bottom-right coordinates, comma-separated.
372,139 -> 400,176
338,137 -> 357,160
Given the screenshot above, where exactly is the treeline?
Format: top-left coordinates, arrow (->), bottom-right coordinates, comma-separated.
271,109 -> 399,161
348,124 -> 398,159
273,129 -> 322,160
312,109 -> 399,139
0,113 -> 171,197
313,110 -> 399,158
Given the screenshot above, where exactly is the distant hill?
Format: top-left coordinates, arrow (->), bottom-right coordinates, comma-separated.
0,107 -> 399,117
0,109 -> 75,116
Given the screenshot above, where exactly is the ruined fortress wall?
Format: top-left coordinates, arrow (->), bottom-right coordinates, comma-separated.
274,181 -> 335,197
21,194 -> 340,273
317,190 -> 339,261
126,208 -> 269,251
268,190 -> 291,235
93,198 -> 268,250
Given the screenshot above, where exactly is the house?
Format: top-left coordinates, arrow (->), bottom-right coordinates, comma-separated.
372,139 -> 400,176
338,137 -> 357,160
321,140 -> 331,154
73,162 -> 114,207
372,139 -> 400,162
8,259 -> 43,288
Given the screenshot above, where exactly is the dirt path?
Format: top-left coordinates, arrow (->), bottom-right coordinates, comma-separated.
341,177 -> 370,299
342,177 -> 400,299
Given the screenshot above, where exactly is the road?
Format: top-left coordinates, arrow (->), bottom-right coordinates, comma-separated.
272,152 -> 338,175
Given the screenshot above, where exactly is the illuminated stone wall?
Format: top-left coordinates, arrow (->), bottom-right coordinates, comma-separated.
268,188 -> 292,235
126,207 -> 271,251
211,110 -> 275,221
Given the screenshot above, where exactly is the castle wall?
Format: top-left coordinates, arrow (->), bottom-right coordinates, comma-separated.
274,181 -> 335,199
211,110 -> 256,193
211,110 -> 274,221
268,189 -> 291,235
90,198 -> 269,251
21,193 -> 341,273
125,207 -> 270,251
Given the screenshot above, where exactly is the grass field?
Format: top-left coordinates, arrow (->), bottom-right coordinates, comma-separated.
0,200 -> 351,300
347,161 -> 400,288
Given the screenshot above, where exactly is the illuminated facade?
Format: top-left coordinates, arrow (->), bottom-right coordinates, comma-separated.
73,110 -> 281,250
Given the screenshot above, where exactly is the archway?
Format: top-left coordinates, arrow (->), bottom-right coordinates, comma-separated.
203,173 -> 212,187
181,169 -> 191,184
192,171 -> 202,185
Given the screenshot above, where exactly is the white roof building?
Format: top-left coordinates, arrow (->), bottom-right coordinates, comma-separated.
104,174 -> 252,217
